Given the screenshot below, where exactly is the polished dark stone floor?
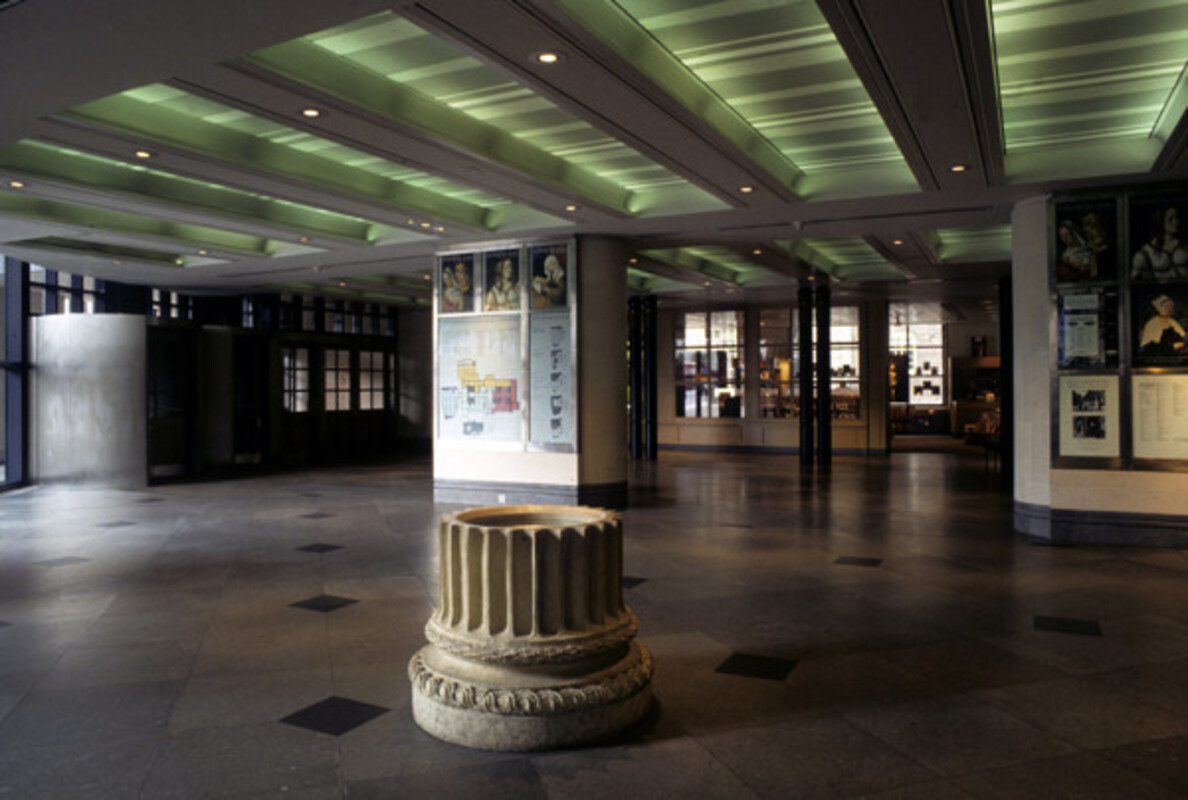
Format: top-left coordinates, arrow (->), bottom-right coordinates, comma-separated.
1,450 -> 1187,798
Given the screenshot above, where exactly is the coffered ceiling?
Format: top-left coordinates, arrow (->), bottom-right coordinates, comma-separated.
2,0 -> 1187,312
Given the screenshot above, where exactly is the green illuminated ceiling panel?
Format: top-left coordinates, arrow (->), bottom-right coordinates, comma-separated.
612,0 -> 913,175
0,141 -> 404,246
786,238 -> 906,282
992,0 -> 1188,158
273,12 -> 708,197
641,245 -> 778,286
68,85 -> 505,229
0,192 -> 302,260
934,225 -> 1013,263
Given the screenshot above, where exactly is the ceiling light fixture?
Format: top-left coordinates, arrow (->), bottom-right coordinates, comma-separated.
423,273 -> 432,281
739,186 -> 754,194
752,248 -> 762,255
298,235 -> 311,243
703,281 -> 712,287
628,258 -> 638,264
133,149 -> 153,160
565,204 -> 578,212
892,239 -> 904,246
299,107 -> 323,119
197,249 -> 208,255
435,226 -> 445,232
420,221 -> 432,228
535,51 -> 561,65
7,179 -> 25,188
949,163 -> 968,173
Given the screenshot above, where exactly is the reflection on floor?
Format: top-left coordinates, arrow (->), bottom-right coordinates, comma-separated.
1,450 -> 1187,798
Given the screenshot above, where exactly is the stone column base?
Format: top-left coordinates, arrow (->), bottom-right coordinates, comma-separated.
409,641 -> 653,751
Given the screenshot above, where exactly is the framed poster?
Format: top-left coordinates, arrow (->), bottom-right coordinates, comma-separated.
1132,374 -> 1188,460
437,315 -> 522,441
1132,284 -> 1188,367
1057,287 -> 1117,369
483,249 -> 521,312
529,243 -> 569,309
1058,374 -> 1119,458
1129,193 -> 1188,282
1054,198 -> 1116,282
529,313 -> 575,449
439,254 -> 476,314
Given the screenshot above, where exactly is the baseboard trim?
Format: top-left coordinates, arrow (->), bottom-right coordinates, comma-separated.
1015,501 -> 1188,547
433,479 -> 628,510
658,444 -> 874,455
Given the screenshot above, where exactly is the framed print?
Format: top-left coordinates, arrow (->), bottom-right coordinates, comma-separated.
529,243 -> 568,309
439,254 -> 476,313
1057,287 -> 1118,369
1132,374 -> 1188,460
438,315 -> 522,441
1133,284 -> 1188,367
529,313 -> 575,449
1129,194 -> 1188,282
1054,198 -> 1116,282
1058,375 -> 1119,458
483,249 -> 521,312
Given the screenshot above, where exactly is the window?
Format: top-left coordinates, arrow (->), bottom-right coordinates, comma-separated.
759,308 -> 795,418
358,350 -> 385,410
890,303 -> 945,406
30,267 -> 103,316
324,348 -> 352,411
302,297 -> 317,332
282,347 -> 310,413
241,296 -> 255,329
675,310 -> 744,418
792,306 -> 863,419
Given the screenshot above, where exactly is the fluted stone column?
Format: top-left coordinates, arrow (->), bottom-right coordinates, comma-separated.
409,505 -> 653,750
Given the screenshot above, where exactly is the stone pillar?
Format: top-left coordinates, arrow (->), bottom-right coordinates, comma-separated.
409,505 -> 653,751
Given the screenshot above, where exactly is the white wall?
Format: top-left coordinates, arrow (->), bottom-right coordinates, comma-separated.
32,314 -> 146,488
1012,196 -> 1053,509
398,307 -> 432,440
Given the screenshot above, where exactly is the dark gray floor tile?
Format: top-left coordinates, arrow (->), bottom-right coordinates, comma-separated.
348,759 -> 546,800
140,722 -> 339,798
836,556 -> 884,567
280,696 -> 389,736
1096,734 -> 1188,796
954,751 -> 1181,799
0,735 -> 162,798
290,594 -> 359,613
1034,615 -> 1103,636
0,680 -> 181,750
715,652 -> 798,681
699,715 -> 938,798
296,543 -> 345,554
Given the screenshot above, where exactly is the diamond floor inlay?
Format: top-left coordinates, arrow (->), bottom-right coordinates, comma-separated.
136,497 -> 167,504
280,696 -> 389,736
622,576 -> 648,589
1034,615 -> 1103,636
300,512 -> 334,520
290,594 -> 359,613
715,652 -> 798,681
96,521 -> 137,529
34,556 -> 91,567
836,556 -> 883,567
296,543 -> 344,554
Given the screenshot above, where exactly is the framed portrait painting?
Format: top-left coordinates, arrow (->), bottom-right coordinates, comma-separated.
529,243 -> 569,309
1133,284 -> 1188,367
439,254 -> 476,314
483,249 -> 521,312
1053,198 -> 1116,282
1129,193 -> 1188,283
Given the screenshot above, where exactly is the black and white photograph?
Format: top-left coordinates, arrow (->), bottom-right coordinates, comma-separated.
1071,389 -> 1106,412
1073,415 -> 1106,439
